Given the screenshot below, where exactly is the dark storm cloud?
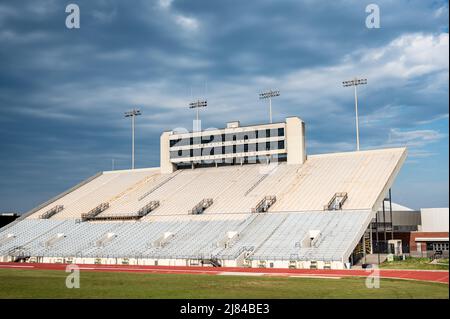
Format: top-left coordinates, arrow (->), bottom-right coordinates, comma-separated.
0,0 -> 448,211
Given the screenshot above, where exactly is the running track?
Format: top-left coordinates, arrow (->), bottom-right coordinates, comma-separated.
0,262 -> 448,284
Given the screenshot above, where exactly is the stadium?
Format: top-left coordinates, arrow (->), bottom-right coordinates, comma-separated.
0,116 -> 408,270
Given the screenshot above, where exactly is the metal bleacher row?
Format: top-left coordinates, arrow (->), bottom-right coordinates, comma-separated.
0,211 -> 371,261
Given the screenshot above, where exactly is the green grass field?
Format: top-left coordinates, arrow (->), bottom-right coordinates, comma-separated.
379,257 -> 450,270
0,269 -> 447,299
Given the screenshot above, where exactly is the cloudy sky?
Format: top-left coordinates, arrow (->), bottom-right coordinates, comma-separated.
0,0 -> 448,213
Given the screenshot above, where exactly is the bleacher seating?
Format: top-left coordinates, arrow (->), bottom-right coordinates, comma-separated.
0,148 -> 406,268
0,212 -> 370,262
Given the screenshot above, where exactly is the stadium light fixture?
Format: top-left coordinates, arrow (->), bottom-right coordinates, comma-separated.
342,78 -> 367,151
189,99 -> 207,122
189,100 -> 207,132
259,90 -> 280,123
124,108 -> 142,170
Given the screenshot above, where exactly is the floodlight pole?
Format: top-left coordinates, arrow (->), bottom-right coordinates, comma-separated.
269,97 -> 273,124
342,78 -> 367,151
259,90 -> 280,124
189,100 -> 207,131
354,84 -> 360,151
124,108 -> 142,170
132,114 -> 135,168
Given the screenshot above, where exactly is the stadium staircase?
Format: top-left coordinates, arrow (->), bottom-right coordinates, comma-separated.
107,174 -> 158,205
243,164 -> 278,196
138,170 -> 182,201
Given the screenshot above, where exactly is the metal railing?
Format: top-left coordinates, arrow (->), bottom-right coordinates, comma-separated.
189,198 -> 213,215
81,203 -> 110,221
39,205 -> 64,219
251,195 -> 276,213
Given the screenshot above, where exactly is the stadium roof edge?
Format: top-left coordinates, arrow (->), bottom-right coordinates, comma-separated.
308,146 -> 407,159
102,167 -> 160,174
370,147 -> 407,213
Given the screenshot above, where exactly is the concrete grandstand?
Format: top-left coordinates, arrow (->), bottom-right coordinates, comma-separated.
0,117 -> 407,269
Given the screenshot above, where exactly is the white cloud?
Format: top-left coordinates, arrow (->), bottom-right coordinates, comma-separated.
415,113 -> 449,125
254,32 -> 450,128
362,33 -> 449,79
386,128 -> 447,148
159,0 -> 174,9
282,33 -> 448,97
25,0 -> 58,16
174,14 -> 199,31
360,104 -> 404,127
92,8 -> 117,24
434,4 -> 449,18
0,29 -> 52,44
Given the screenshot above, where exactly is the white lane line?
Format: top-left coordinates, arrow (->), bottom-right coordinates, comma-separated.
289,275 -> 342,279
78,267 -> 218,274
218,272 -> 264,276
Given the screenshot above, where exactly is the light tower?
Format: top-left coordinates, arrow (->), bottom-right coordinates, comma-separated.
259,90 -> 280,123
124,108 -> 141,169
189,99 -> 207,131
342,78 -> 367,151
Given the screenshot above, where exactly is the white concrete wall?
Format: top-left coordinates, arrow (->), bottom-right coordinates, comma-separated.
420,208 -> 449,232
286,117 -> 306,165
5,255 -> 346,270
160,131 -> 175,174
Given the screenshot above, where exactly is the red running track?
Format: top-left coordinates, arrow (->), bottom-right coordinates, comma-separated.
0,262 -> 448,284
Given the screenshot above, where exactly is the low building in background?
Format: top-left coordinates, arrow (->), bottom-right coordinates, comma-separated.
371,203 -> 421,253
410,208 -> 449,258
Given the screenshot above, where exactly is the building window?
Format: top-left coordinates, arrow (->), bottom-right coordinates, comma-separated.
170,139 -> 180,147
258,130 -> 266,139
202,147 -> 214,156
201,135 -> 214,144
